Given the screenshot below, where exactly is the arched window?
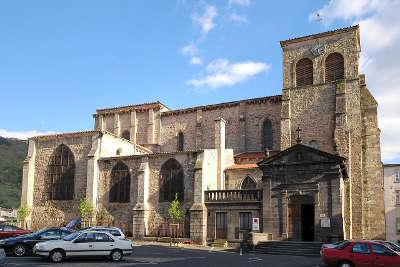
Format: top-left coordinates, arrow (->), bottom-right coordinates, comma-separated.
177,131 -> 184,151
109,161 -> 130,203
296,58 -> 313,86
262,119 -> 273,150
308,140 -> 320,150
159,158 -> 184,202
121,130 -> 130,141
116,148 -> 122,156
48,144 -> 75,200
325,52 -> 344,82
241,176 -> 256,189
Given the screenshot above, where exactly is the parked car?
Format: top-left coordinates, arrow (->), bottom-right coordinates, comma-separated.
64,218 -> 81,231
321,240 -> 350,250
84,227 -> 125,239
0,224 -> 31,240
0,248 -> 6,267
374,240 -> 400,253
0,227 -> 73,256
322,240 -> 400,267
34,230 -> 133,263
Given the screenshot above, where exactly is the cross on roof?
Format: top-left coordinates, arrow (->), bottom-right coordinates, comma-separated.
296,127 -> 302,144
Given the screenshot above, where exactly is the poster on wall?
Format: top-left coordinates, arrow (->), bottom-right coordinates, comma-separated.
252,218 -> 260,231
321,218 -> 331,228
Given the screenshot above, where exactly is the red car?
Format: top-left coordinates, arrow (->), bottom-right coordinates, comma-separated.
322,240 -> 400,267
0,224 -> 30,239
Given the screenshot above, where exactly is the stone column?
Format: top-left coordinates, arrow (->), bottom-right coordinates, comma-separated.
130,110 -> 137,143
21,140 -> 36,229
114,113 -> 121,136
280,88 -> 291,150
147,109 -> 154,144
86,134 -> 100,209
133,160 -> 150,239
190,158 -> 207,245
215,118 -> 226,190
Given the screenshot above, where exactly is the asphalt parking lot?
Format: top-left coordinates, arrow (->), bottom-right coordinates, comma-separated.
4,245 -> 323,267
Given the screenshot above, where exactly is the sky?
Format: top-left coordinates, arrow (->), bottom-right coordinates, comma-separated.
0,0 -> 399,163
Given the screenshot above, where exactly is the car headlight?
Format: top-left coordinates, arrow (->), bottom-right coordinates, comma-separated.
0,240 -> 5,246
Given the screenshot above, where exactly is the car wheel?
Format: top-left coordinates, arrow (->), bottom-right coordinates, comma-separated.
49,249 -> 65,263
339,261 -> 353,267
13,244 -> 26,257
110,249 -> 123,262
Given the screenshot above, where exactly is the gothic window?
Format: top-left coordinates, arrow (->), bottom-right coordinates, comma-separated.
308,140 -> 320,150
177,131 -> 184,151
241,176 -> 256,189
159,158 -> 184,202
48,144 -> 75,200
296,58 -> 313,86
262,119 -> 273,150
109,161 -> 130,203
121,130 -> 130,141
325,52 -> 345,82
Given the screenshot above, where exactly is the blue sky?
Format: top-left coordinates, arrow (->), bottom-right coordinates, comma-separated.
0,0 -> 399,163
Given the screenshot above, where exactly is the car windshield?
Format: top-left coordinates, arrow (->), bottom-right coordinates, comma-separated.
63,232 -> 81,241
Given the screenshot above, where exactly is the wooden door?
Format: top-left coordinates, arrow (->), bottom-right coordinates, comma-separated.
216,212 -> 227,239
288,204 -> 301,240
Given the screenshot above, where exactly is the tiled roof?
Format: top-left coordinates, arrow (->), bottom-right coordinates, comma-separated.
225,163 -> 259,170
95,101 -> 170,116
30,130 -> 100,141
280,25 -> 359,47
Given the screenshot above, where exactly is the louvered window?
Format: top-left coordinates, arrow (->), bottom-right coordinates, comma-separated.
109,162 -> 130,203
262,119 -> 273,150
159,158 -> 184,202
48,144 -> 75,200
325,52 -> 345,82
296,58 -> 313,86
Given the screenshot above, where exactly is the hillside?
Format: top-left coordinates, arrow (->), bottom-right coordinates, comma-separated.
0,136 -> 28,208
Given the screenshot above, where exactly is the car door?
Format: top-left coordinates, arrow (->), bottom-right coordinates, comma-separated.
70,233 -> 96,257
349,243 -> 375,267
93,233 -> 115,256
26,229 -> 61,251
372,244 -> 399,267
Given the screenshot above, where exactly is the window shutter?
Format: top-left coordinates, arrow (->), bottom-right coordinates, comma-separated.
325,53 -> 344,82
296,58 -> 313,86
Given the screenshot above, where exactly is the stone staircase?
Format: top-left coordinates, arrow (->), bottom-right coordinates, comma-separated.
253,241 -> 322,257
211,239 -> 228,248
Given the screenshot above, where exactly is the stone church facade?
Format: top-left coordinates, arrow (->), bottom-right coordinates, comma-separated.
21,25 -> 385,244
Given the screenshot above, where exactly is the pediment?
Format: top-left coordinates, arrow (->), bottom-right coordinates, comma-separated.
258,143 -> 345,167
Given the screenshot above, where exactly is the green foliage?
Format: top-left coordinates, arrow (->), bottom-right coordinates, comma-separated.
79,198 -> 96,223
17,204 -> 30,225
0,137 -> 28,208
167,193 -> 184,223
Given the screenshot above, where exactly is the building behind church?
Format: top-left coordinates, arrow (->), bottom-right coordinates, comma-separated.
21,25 -> 385,244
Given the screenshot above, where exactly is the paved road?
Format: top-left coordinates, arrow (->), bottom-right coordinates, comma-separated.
4,245 -> 323,267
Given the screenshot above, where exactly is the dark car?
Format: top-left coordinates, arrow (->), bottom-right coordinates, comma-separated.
0,224 -> 31,240
0,227 -> 73,256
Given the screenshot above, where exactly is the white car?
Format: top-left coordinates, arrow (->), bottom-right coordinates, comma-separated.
34,230 -> 133,263
85,226 -> 126,240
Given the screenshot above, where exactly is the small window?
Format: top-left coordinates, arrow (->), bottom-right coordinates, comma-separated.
396,218 -> 400,233
239,212 -> 252,231
372,244 -> 392,256
325,52 -> 345,82
262,119 -> 273,150
395,171 -> 400,182
95,233 -> 113,242
352,243 -> 370,254
116,148 -> 122,156
177,131 -> 184,151
396,191 -> 400,205
296,58 -> 313,86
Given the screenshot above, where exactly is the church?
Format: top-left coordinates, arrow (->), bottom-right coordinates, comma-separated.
21,25 -> 385,244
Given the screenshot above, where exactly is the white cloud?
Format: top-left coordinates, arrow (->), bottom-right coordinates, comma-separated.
180,41 -> 198,57
187,58 -> 270,89
0,129 -> 57,140
231,13 -> 248,24
191,5 -> 218,38
229,0 -> 251,7
189,56 -> 203,66
310,0 -> 400,162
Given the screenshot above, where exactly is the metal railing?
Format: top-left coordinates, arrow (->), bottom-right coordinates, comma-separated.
204,189 -> 262,203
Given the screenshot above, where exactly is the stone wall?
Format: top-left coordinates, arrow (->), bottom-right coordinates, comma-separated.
384,165 -> 400,242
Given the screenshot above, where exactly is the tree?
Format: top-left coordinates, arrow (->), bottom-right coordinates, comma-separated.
17,204 -> 30,229
168,193 -> 184,223
79,198 -> 96,227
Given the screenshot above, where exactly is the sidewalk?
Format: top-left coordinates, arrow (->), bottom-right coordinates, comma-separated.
131,240 -> 238,253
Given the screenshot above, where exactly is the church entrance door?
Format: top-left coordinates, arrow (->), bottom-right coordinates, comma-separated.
301,204 -> 315,241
